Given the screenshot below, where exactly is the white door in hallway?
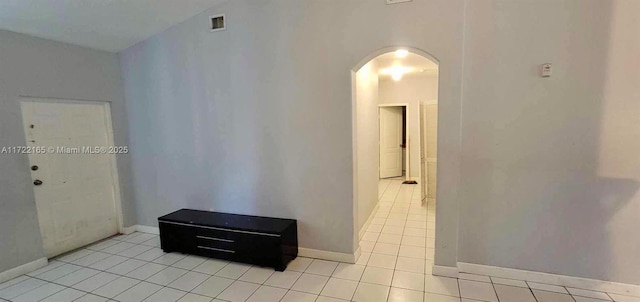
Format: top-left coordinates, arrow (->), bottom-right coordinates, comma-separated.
21,99 -> 120,257
379,106 -> 403,178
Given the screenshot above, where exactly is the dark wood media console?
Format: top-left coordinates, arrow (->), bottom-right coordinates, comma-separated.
158,209 -> 298,271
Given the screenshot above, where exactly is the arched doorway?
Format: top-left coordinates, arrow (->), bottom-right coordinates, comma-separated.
352,47 -> 440,270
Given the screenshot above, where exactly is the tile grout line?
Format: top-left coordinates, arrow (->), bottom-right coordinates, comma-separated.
26,274 -> 122,302
325,262 -> 347,301
26,233 -> 208,301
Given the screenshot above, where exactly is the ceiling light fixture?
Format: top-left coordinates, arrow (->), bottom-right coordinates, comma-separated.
379,65 -> 414,81
395,49 -> 409,58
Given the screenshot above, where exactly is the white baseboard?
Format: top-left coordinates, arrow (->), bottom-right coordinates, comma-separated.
120,225 -> 159,235
134,225 -> 160,235
0,257 -> 48,284
121,225 -> 137,234
359,202 -> 380,240
433,265 -> 459,278
353,247 -> 361,264
298,247 -> 358,264
458,262 -> 640,298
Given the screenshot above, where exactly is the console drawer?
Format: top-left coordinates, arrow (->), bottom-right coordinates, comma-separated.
196,227 -> 241,242
196,234 -> 236,251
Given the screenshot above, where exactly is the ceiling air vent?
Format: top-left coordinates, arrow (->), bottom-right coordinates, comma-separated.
210,14 -> 225,32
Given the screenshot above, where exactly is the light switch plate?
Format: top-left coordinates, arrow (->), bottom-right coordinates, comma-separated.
541,63 -> 552,77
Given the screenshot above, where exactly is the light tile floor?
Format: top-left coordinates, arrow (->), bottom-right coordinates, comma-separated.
1,179 -> 639,301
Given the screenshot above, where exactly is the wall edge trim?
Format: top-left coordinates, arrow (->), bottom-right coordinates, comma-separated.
433,264 -> 459,278
134,225 -> 160,235
121,225 -> 137,234
0,257 -> 48,284
299,247 -> 358,264
359,201 -> 380,240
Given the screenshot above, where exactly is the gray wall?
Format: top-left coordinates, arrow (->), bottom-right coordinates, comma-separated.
120,0 -> 640,284
459,0 -> 640,284
120,0 -> 465,255
1,0 -> 638,286
0,30 -> 134,273
355,61 -> 380,234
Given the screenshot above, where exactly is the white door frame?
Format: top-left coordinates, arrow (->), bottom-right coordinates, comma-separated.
378,103 -> 410,178
19,96 -> 126,236
419,99 -> 438,202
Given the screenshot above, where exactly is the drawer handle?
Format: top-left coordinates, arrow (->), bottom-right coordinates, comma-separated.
197,246 -> 235,253
160,221 -> 281,237
197,235 -> 234,243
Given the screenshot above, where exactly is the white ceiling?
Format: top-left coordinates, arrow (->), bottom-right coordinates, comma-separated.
375,51 -> 439,78
0,0 -> 225,52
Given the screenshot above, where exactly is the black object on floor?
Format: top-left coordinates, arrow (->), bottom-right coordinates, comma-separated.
158,209 -> 298,271
402,180 -> 418,184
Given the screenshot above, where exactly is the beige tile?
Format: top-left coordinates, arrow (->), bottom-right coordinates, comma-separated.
264,271 -> 302,289
532,290 -> 575,302
305,260 -> 339,276
494,284 -> 536,302
192,276 -> 234,298
281,290 -> 317,302
388,287 -> 424,302
144,287 -> 187,302
320,278 -> 358,301
567,288 -> 612,300
352,282 -> 390,302
395,257 -> 425,273
424,292 -> 461,302
458,273 -> 491,283
246,285 -> 287,302
239,266 -> 274,284
168,271 -> 210,291
331,263 -> 365,281
361,267 -> 394,286
367,254 -> 397,269
607,293 -> 640,302
286,257 -> 313,272
392,271 -> 424,291
528,282 -> 568,294
291,273 -> 329,294
372,243 -> 400,256
458,279 -> 497,302
214,263 -> 251,279
177,293 -> 214,302
490,277 -> 528,288
217,281 -> 259,302
424,275 -> 459,297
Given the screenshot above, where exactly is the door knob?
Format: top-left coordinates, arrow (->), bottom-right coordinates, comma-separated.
31,165 -> 38,171
33,180 -> 43,186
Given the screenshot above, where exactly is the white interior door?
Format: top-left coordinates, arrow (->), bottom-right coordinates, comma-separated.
21,99 -> 119,257
379,106 -> 403,178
